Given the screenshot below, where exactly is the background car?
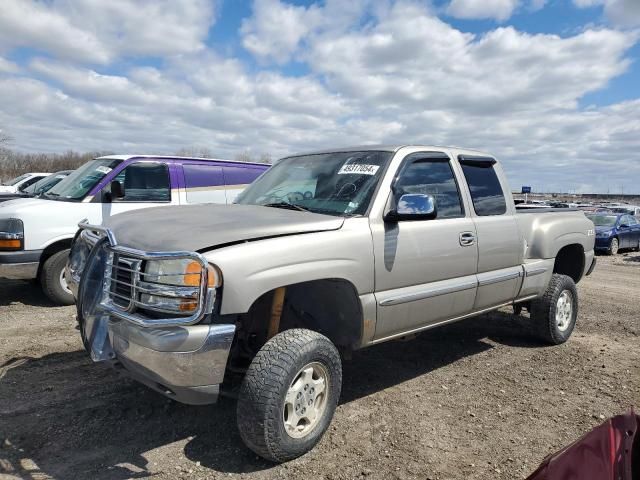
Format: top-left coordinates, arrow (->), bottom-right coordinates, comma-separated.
0,172 -> 50,194
587,213 -> 640,255
0,170 -> 73,203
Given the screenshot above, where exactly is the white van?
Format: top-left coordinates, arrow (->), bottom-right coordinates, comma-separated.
0,155 -> 268,304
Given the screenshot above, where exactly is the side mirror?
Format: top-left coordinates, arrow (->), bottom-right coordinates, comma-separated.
619,223 -> 629,229
110,180 -> 124,200
385,193 -> 437,222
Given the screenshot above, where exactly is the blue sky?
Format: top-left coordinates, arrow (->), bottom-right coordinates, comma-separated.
0,0 -> 639,193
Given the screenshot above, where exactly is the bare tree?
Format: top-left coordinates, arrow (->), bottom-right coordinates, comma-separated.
174,146 -> 215,158
234,150 -> 254,163
258,153 -> 272,164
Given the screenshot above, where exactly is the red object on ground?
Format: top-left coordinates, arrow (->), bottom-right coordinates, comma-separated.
526,410 -> 639,480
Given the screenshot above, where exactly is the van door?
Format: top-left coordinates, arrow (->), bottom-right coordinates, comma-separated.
371,152 -> 478,341
458,156 -> 523,310
100,161 -> 176,221
222,165 -> 266,203
181,164 -> 226,204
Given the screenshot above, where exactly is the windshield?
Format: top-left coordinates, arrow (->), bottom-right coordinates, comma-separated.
23,173 -> 65,195
3,173 -> 30,186
587,215 -> 618,227
235,151 -> 393,216
46,159 -> 122,200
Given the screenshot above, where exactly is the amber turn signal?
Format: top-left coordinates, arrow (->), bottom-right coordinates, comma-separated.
183,261 -> 202,287
0,239 -> 21,250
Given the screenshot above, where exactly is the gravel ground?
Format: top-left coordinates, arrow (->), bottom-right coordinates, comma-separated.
1,252 -> 638,480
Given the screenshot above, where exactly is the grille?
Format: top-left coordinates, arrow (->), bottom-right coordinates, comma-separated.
107,255 -> 138,310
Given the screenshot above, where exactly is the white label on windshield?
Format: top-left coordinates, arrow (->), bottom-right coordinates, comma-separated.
96,166 -> 112,174
338,164 -> 380,175
55,175 -> 66,179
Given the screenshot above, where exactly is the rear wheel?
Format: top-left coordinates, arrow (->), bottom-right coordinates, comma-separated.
530,274 -> 578,345
608,237 -> 619,255
40,249 -> 74,305
237,329 -> 342,462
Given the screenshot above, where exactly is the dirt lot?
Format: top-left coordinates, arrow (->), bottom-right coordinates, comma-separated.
1,252 -> 638,480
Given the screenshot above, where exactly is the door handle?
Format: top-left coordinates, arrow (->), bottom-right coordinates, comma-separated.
459,232 -> 476,246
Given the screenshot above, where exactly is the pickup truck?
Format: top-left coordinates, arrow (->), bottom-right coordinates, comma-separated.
0,155 -> 268,304
68,145 -> 596,462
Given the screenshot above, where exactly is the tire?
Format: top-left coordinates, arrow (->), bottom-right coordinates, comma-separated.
608,237 -> 619,255
40,249 -> 74,305
530,274 -> 578,345
237,329 -> 342,463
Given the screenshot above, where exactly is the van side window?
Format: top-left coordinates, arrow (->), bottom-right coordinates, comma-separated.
114,162 -> 170,202
395,157 -> 464,219
183,164 -> 225,204
459,161 -> 507,216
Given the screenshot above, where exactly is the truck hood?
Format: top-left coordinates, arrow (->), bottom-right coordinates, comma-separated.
103,204 -> 345,252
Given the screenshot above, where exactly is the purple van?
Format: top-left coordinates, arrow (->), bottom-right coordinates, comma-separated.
0,155 -> 269,305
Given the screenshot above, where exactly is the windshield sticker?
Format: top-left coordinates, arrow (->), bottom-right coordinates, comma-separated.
338,164 -> 380,175
95,166 -> 112,174
55,175 -> 66,179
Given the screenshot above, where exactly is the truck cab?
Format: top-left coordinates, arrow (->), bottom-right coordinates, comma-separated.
0,155 -> 268,304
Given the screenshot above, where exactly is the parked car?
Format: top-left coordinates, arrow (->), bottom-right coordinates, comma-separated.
611,206 -> 640,217
0,170 -> 73,203
586,213 -> 640,255
68,145 -> 596,462
0,172 -> 50,194
0,155 -> 268,304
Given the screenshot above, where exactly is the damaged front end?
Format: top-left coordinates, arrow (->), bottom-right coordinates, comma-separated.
66,222 -> 236,405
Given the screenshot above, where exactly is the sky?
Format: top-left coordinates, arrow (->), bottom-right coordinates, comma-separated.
0,0 -> 639,194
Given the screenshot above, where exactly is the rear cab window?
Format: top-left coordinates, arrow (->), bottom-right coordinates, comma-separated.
458,156 -> 507,216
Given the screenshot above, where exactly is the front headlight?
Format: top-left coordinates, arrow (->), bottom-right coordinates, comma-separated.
140,259 -> 221,314
0,218 -> 24,251
596,230 -> 612,238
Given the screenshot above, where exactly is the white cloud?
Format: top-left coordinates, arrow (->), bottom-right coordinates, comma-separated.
0,0 -> 216,64
573,0 -> 640,27
241,0 -> 324,64
0,57 -> 20,74
0,0 -> 639,192
446,0 -> 520,21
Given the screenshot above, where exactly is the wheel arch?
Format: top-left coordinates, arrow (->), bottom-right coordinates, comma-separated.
552,243 -> 585,283
233,278 -> 365,359
37,238 -> 73,278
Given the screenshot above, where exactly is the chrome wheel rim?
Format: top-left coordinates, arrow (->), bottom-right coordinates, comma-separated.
555,290 -> 573,332
283,362 -> 329,439
59,268 -> 72,295
610,238 -> 618,254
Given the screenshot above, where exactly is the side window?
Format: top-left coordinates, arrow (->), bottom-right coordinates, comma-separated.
459,160 -> 507,216
113,162 -> 170,202
395,157 -> 464,219
183,164 -> 225,204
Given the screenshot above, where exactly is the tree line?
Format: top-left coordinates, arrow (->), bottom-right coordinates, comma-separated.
0,137 -> 272,182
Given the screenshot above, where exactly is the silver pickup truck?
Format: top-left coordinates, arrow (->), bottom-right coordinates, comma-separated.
68,145 -> 596,462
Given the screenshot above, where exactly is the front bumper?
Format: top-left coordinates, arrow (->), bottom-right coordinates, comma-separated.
594,237 -> 613,250
84,314 -> 235,405
0,250 -> 42,279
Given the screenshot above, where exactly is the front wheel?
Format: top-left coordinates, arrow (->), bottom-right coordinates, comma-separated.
40,249 -> 75,305
608,237 -> 619,255
530,274 -> 578,345
237,329 -> 342,462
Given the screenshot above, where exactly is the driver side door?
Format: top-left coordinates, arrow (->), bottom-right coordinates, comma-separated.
371,152 -> 478,341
